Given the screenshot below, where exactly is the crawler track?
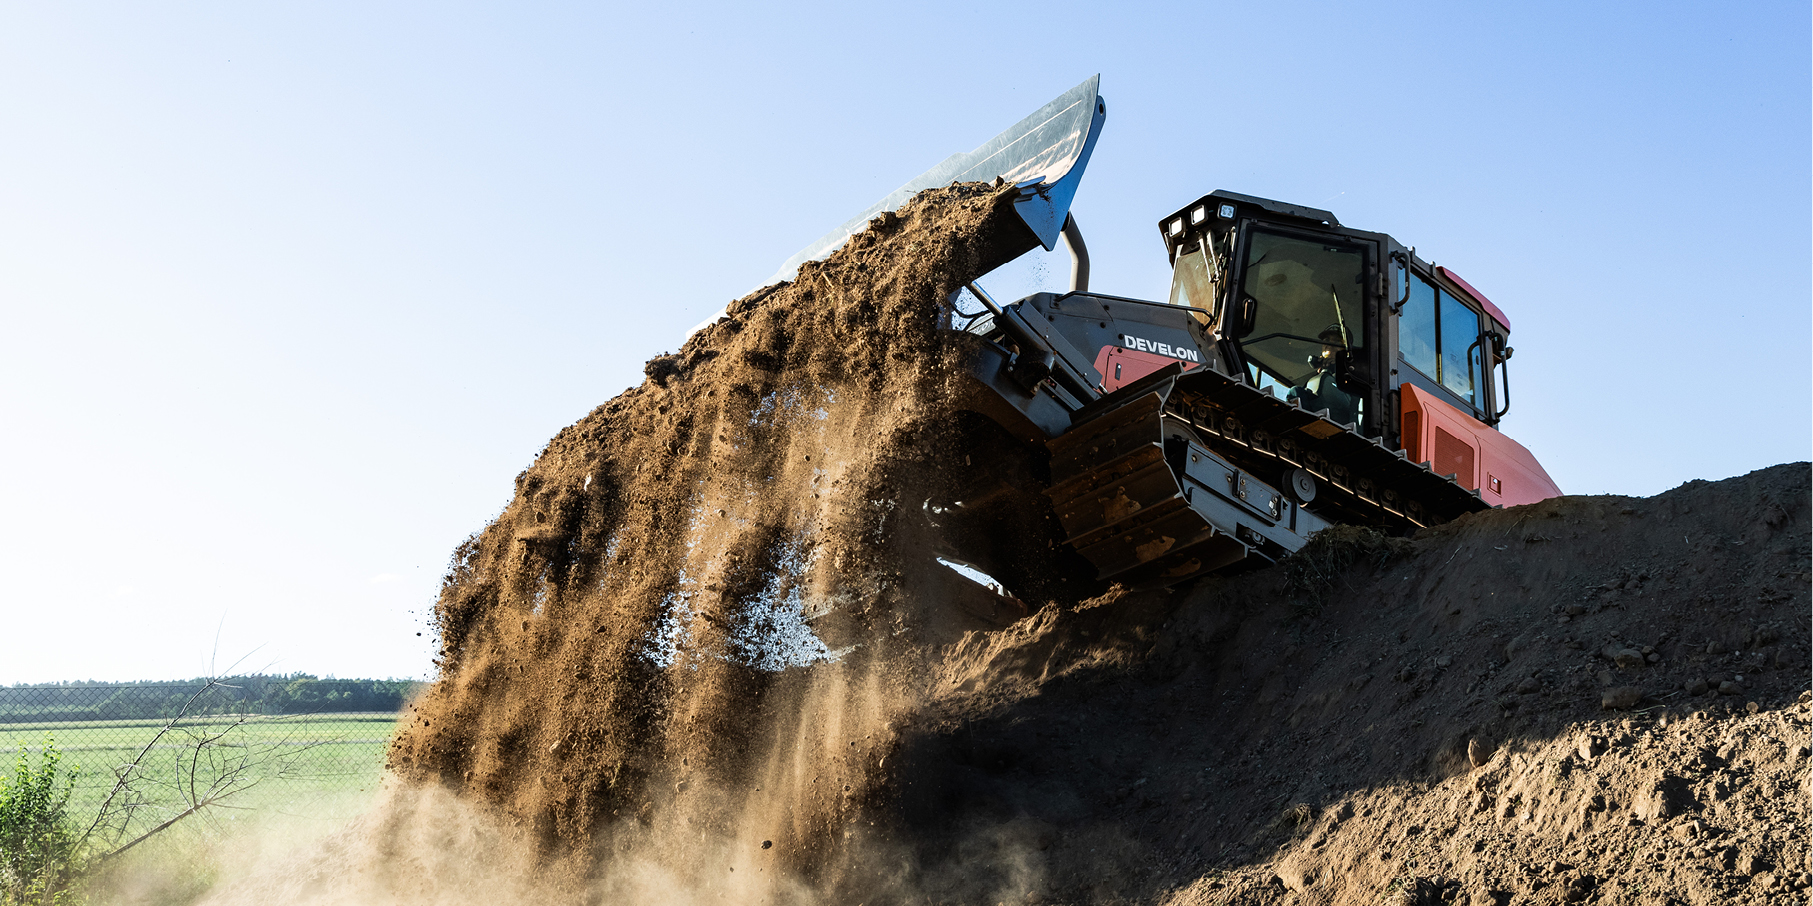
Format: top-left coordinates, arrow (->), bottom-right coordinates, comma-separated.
1041,363 -> 1490,584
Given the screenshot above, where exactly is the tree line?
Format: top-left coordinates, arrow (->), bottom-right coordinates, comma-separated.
0,674 -> 423,724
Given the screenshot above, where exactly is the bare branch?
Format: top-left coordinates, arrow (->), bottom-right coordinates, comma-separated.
73,676 -> 223,854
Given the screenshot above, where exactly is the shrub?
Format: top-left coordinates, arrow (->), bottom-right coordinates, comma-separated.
1282,524 -> 1415,610
0,738 -> 81,905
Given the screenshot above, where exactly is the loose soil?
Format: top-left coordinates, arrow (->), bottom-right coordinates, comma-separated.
358,184 -> 1809,906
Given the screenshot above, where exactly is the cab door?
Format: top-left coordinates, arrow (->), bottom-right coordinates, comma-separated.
1225,223 -> 1379,434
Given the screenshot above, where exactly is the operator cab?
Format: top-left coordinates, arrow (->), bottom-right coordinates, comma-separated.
1158,190 -> 1514,454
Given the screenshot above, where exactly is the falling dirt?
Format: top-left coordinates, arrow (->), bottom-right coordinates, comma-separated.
191,182 -> 1808,906
379,179 -> 1088,901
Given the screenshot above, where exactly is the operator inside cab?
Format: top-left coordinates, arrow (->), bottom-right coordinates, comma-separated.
1287,325 -> 1360,427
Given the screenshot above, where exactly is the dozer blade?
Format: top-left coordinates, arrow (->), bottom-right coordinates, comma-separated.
764,75 -> 1107,287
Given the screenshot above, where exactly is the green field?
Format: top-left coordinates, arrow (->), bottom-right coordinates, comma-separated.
0,713 -> 398,843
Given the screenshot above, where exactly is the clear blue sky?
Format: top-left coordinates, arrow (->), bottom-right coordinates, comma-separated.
2,2 -> 1806,683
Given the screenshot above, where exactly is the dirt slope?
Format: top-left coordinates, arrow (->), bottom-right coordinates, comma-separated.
894,463 -> 1810,905
362,181 -> 1809,906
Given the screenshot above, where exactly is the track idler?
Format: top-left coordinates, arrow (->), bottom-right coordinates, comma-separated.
1044,378 -> 1328,585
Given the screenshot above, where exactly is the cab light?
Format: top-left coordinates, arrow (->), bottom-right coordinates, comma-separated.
1217,203 -> 1236,219
1168,218 -> 1184,237
1190,205 -> 1207,224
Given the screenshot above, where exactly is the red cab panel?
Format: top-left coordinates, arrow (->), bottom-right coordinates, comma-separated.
1399,384 -> 1560,507
1094,345 -> 1197,393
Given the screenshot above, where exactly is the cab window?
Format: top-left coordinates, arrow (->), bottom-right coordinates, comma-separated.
1439,290 -> 1481,406
1396,274 -> 1483,409
1167,240 -> 1217,328
1168,242 -> 1214,310
1401,276 -> 1438,380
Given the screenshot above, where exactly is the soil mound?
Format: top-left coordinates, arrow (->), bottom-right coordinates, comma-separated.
377,178 -> 1809,905
897,463 -> 1810,904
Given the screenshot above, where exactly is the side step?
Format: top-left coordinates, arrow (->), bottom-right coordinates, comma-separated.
1044,380 -> 1328,585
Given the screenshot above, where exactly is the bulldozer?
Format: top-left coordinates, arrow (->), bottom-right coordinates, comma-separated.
719,75 -> 1561,589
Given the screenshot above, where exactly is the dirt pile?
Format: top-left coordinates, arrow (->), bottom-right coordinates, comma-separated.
897,463 -> 1810,905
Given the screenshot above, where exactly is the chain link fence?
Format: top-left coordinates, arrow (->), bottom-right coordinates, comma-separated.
0,679 -> 419,849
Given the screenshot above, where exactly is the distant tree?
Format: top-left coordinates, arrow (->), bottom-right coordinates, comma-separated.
0,675 -> 421,723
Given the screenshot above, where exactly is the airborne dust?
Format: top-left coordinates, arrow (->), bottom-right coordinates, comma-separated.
178,183 -> 1809,906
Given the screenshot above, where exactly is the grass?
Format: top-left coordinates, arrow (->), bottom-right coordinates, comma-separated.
0,713 -> 397,845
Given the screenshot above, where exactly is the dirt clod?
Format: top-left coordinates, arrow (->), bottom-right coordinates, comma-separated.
1601,686 -> 1643,710
1466,738 -> 1490,767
